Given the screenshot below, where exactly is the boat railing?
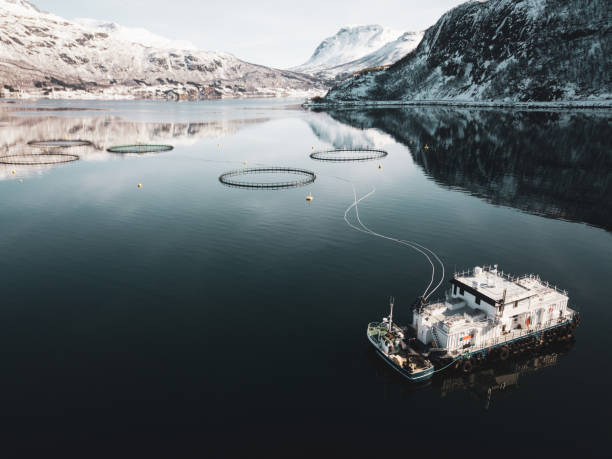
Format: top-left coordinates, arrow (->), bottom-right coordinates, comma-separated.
453,266 -> 568,296
451,315 -> 572,357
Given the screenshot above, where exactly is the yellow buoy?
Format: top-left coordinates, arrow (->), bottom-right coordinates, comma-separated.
312,146 -> 314,150
11,169 -> 16,174
137,183 -> 142,189
243,161 -> 247,166
378,164 -> 382,169
306,193 -> 313,202
424,144 -> 429,150
18,179 -> 23,184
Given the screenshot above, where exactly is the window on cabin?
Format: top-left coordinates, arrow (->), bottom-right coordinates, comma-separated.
475,297 -> 481,305
453,285 -> 457,294
514,301 -> 518,308
460,288 -> 464,295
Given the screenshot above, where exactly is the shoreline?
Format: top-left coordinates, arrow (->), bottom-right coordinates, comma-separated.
303,98 -> 612,110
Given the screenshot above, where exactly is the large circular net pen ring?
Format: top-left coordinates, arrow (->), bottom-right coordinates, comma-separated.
310,148 -> 388,162
106,144 -> 174,154
0,153 -> 79,165
28,139 -> 92,148
219,167 -> 316,189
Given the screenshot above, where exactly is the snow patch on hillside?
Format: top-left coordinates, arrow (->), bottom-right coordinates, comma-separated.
292,25 -> 402,74
75,18 -> 197,50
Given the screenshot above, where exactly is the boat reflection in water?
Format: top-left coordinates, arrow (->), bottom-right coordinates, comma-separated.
438,340 -> 574,410
370,338 -> 575,410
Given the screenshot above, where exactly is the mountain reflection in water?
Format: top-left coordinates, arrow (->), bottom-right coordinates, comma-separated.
0,105 -> 270,180
317,107 -> 612,232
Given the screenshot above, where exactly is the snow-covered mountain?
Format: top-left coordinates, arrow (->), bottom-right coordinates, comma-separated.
74,18 -> 197,51
0,0 -> 325,100
292,25 -> 422,81
322,0 -> 611,105
319,31 -> 424,81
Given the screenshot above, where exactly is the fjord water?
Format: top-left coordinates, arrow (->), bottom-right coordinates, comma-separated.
0,100 -> 610,457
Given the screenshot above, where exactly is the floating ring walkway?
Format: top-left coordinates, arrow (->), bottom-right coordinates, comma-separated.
0,153 -> 79,165
219,167 -> 316,189
28,139 -> 92,148
310,148 -> 388,162
106,144 -> 174,154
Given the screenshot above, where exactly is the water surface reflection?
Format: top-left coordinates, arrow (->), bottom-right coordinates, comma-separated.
318,107 -> 612,231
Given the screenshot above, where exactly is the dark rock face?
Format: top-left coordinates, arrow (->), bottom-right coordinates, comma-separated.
318,106 -> 612,231
325,0 -> 611,103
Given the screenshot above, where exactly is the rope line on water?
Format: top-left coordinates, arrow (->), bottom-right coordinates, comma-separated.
344,185 -> 445,300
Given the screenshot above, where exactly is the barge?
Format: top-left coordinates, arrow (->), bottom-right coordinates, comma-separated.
367,265 -> 579,381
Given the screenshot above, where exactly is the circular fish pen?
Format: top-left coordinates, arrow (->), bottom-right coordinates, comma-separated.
28,139 -> 92,148
310,149 -> 388,162
0,152 -> 79,165
219,167 -> 316,189
106,144 -> 174,154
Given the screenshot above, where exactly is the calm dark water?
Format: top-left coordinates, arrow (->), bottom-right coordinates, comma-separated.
0,100 -> 610,457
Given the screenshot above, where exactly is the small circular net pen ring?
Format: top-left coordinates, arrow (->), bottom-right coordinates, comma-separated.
219,167 -> 316,189
0,153 -> 80,165
27,139 -> 93,148
106,144 -> 174,154
309,148 -> 388,162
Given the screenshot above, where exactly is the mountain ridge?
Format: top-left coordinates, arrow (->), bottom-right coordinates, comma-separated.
0,0 -> 325,100
321,0 -> 611,105
291,25 -> 423,81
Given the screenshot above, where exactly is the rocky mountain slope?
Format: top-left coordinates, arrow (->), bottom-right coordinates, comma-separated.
322,0 -> 611,104
292,25 -> 423,81
0,0 -> 325,100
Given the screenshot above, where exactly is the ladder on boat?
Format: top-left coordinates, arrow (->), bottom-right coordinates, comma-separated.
432,326 -> 441,349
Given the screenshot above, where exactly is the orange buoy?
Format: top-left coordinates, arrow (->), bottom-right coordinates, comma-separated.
306,193 -> 313,202
137,183 -> 142,189
378,164 -> 382,169
424,144 -> 429,150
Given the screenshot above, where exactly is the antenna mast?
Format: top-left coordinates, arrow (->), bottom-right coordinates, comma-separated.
388,296 -> 395,331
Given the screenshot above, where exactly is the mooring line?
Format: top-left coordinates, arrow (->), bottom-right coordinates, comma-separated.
344,185 -> 445,300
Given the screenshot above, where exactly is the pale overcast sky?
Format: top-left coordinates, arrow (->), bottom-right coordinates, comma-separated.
33,0 -> 467,68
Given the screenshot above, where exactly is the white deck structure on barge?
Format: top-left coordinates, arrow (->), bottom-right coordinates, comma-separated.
413,265 -> 575,356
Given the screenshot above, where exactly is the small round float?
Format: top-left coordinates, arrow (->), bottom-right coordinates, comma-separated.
310,148 -> 388,162
219,167 -> 316,189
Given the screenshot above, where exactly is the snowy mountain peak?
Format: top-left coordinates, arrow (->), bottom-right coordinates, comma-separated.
74,18 -> 197,50
323,0 -> 610,104
293,25 -> 402,74
292,24 -> 422,81
0,0 -> 41,15
0,1 -> 325,100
